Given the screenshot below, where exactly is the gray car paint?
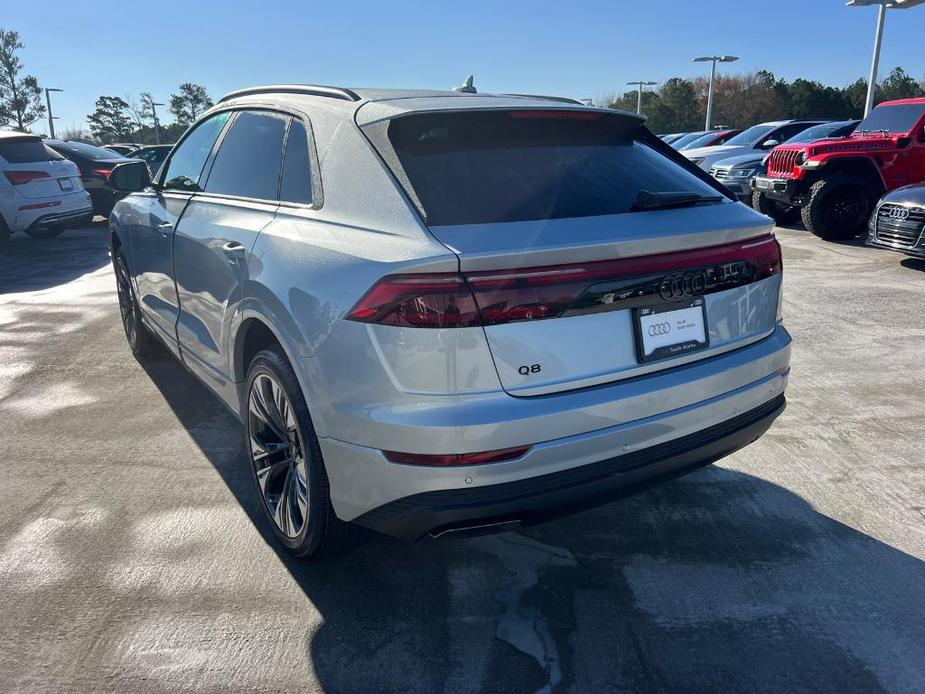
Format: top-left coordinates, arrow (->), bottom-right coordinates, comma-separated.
109,88 -> 791,521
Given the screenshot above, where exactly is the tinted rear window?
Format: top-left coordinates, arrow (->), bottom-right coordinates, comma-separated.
205,110 -> 286,200
376,110 -> 719,226
0,139 -> 60,163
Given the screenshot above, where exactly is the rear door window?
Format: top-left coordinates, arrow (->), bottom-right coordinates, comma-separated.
204,110 -> 287,200
371,110 -> 721,226
280,119 -> 313,205
0,139 -> 60,163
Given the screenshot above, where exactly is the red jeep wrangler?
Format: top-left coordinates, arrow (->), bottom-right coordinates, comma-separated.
751,98 -> 925,240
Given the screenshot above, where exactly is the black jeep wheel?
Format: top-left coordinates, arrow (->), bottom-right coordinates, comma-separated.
801,174 -> 874,241
752,191 -> 802,226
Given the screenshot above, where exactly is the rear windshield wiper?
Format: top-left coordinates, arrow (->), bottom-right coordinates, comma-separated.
631,190 -> 724,212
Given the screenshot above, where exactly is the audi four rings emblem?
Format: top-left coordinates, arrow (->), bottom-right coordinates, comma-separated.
648,322 -> 671,337
658,271 -> 708,301
888,207 -> 910,221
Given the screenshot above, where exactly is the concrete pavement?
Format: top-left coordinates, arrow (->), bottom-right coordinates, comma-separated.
0,224 -> 923,693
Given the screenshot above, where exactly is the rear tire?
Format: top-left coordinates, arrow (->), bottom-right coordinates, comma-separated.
752,191 -> 801,226
244,348 -> 362,559
24,226 -> 66,239
0,216 -> 10,243
801,174 -> 875,241
113,252 -> 156,357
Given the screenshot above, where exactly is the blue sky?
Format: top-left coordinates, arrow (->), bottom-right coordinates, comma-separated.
5,0 -> 925,132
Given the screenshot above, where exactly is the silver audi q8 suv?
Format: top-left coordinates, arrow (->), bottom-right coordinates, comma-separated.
107,84 -> 791,558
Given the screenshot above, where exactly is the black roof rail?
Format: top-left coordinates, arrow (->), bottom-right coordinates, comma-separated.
218,84 -> 361,104
502,93 -> 584,105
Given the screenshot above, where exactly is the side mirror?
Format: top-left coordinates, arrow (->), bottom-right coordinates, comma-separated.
761,139 -> 780,150
109,160 -> 151,192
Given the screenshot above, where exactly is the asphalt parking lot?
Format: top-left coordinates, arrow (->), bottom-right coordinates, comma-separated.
1,222 -> 924,693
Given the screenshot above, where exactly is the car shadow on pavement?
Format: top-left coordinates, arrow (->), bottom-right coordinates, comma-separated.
0,223 -> 110,294
900,257 -> 925,273
137,346 -> 925,694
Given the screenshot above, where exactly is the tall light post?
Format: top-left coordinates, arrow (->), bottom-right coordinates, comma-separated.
847,0 -> 925,117
693,55 -> 738,130
150,100 -> 164,144
44,87 -> 62,138
626,80 -> 657,114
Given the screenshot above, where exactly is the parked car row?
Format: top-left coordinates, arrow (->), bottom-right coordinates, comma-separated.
661,97 -> 925,261
0,134 -> 177,241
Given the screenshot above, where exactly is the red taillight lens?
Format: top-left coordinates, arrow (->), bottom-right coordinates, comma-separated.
383,445 -> 531,466
345,274 -> 481,328
4,170 -> 50,185
347,235 -> 781,328
91,168 -> 112,180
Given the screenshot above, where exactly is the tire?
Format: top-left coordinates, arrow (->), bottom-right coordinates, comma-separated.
113,252 -> 156,357
0,216 -> 9,243
800,174 -> 875,241
24,226 -> 66,239
752,191 -> 802,226
244,348 -> 362,558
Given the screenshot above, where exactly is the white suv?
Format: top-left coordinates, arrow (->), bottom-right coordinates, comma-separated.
0,131 -> 93,241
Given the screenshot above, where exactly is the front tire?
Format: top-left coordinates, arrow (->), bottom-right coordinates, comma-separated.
245,348 -> 359,558
801,175 -> 874,241
113,252 -> 156,357
752,191 -> 801,226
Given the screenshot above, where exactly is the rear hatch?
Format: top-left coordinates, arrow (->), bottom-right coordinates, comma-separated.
361,107 -> 781,396
0,136 -> 82,199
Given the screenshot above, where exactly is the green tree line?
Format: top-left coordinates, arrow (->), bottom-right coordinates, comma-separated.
604,68 -> 924,133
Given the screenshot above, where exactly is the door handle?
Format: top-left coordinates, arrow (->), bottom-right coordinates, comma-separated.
222,241 -> 246,262
157,221 -> 173,237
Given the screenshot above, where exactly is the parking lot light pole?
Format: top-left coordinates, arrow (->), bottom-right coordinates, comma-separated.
847,0 -> 925,117
693,56 -> 738,130
44,88 -> 62,138
151,101 -> 164,144
626,80 -> 657,114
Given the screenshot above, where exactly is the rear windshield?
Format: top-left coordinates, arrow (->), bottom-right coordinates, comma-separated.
374,110 -> 720,226
0,139 -> 61,163
858,104 -> 925,134
48,140 -> 124,160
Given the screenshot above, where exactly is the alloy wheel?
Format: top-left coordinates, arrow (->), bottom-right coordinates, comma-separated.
115,257 -> 137,347
247,373 -> 309,538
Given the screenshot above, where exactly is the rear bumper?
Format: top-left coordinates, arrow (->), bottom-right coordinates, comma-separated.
26,207 -> 94,232
353,394 -> 785,540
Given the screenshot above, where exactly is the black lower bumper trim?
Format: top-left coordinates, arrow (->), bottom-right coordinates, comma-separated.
354,394 -> 786,540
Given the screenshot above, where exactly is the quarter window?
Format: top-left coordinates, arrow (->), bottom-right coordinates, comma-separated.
161,112 -> 230,192
205,111 -> 287,200
280,120 -> 313,205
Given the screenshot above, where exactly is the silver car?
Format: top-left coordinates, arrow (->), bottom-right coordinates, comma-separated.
107,84 -> 791,558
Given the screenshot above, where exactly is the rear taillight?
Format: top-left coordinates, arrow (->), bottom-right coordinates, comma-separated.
4,170 -> 50,185
345,274 -> 481,328
91,168 -> 112,180
347,235 -> 782,328
383,445 -> 531,466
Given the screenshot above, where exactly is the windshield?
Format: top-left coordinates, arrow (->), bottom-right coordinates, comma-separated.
680,132 -> 721,150
669,132 -> 707,149
372,110 -> 721,226
784,122 -> 851,144
48,140 -> 124,160
857,103 -> 925,134
723,124 -> 776,147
